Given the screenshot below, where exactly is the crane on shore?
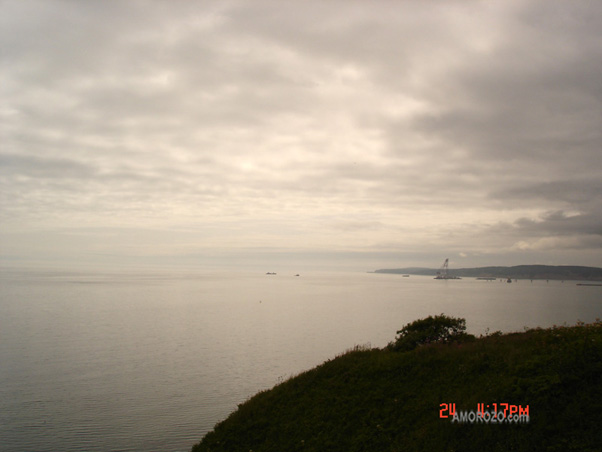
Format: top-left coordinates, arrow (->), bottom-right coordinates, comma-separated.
434,258 -> 461,279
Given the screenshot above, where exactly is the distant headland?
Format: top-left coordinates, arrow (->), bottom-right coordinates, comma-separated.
373,265 -> 602,281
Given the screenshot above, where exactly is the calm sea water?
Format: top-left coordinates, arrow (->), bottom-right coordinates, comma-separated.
1,268 -> 600,452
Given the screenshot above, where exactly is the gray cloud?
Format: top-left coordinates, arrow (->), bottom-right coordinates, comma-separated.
490,179 -> 602,205
1,0 -> 601,269
513,211 -> 602,237
0,153 -> 96,179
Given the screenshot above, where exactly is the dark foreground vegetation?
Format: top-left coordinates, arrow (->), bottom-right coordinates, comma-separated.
191,316 -> 602,452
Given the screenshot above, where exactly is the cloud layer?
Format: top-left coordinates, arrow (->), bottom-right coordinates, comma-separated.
2,0 -> 601,270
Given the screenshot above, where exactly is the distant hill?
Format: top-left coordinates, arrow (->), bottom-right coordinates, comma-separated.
373,265 -> 602,281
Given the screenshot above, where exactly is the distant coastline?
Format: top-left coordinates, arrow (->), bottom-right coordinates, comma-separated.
373,265 -> 602,281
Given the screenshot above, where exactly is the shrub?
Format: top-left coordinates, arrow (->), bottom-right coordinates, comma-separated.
389,314 -> 473,351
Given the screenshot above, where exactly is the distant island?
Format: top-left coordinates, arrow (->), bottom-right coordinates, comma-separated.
373,265 -> 602,281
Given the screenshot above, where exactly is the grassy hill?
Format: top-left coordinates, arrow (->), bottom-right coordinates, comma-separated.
191,319 -> 602,452
374,264 -> 602,281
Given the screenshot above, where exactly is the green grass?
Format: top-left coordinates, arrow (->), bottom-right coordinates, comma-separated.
191,320 -> 602,452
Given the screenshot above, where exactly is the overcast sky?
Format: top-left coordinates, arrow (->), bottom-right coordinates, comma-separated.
1,0 -> 601,271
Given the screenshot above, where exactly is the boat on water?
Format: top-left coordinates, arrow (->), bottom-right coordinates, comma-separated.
434,258 -> 461,280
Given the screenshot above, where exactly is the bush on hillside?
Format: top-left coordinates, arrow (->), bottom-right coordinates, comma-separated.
389,313 -> 474,351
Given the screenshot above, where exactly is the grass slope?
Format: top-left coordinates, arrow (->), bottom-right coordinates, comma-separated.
192,322 -> 602,452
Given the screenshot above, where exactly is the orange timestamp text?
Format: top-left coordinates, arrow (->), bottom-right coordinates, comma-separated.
440,402 -> 530,424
